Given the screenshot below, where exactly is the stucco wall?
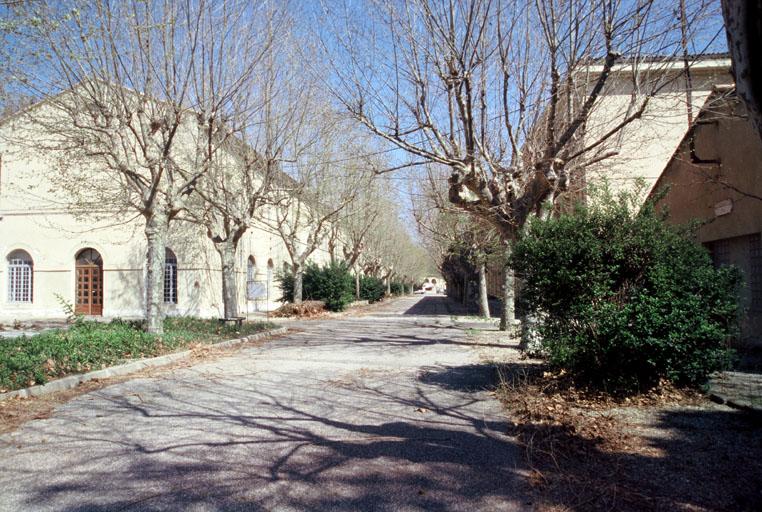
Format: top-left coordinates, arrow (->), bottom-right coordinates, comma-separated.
0,103 -> 334,323
582,59 -> 733,199
652,94 -> 762,343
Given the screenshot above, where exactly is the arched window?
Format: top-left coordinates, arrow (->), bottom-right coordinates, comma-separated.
76,248 -> 102,266
246,256 -> 257,300
247,256 -> 257,282
7,250 -> 33,303
164,248 -> 178,304
267,258 -> 274,287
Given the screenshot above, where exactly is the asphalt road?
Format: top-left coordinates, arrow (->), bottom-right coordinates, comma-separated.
0,295 -> 527,511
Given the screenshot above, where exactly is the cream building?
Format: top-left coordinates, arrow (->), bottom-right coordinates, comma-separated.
487,55 -> 734,299
580,54 -> 733,198
0,99 -> 333,324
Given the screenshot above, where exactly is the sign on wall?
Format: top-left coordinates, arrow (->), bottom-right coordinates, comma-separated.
247,282 -> 267,300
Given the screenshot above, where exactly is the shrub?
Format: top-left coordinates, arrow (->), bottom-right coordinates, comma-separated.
511,192 -> 740,393
304,262 -> 355,311
390,280 -> 406,295
277,262 -> 354,311
0,317 -> 274,391
275,269 -> 295,303
359,275 -> 385,303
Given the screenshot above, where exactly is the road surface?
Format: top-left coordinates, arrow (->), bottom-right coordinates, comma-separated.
0,295 -> 527,511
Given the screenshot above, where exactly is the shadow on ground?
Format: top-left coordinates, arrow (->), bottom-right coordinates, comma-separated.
13,367 -> 528,511
419,364 -> 499,392
493,361 -> 762,512
22,367 -> 762,511
403,295 -> 501,318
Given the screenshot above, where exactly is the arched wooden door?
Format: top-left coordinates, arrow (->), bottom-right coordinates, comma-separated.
75,248 -> 103,316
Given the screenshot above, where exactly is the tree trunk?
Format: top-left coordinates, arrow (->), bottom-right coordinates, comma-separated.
499,258 -> 515,331
144,210 -> 169,334
722,0 -> 762,140
386,275 -> 391,296
355,270 -> 361,300
293,264 -> 304,304
477,261 -> 490,318
462,275 -> 469,305
218,242 -> 239,318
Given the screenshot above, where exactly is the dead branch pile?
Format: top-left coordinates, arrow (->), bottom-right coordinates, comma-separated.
271,301 -> 327,318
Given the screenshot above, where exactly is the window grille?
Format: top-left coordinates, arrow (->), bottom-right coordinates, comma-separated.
164,248 -> 178,304
707,238 -> 731,268
7,250 -> 33,303
750,234 -> 762,312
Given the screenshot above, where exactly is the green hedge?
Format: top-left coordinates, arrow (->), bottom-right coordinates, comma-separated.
277,262 -> 355,311
0,317 -> 274,392
512,195 -> 740,393
359,275 -> 385,303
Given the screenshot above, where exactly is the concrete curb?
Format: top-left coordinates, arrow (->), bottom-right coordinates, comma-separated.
708,391 -> 762,416
0,326 -> 289,401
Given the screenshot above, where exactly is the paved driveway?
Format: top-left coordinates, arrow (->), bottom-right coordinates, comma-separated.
0,296 -> 526,511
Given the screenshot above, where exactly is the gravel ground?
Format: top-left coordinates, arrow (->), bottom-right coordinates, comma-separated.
0,295 -> 528,512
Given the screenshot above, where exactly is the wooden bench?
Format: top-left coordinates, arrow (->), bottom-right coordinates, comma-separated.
218,316 -> 245,328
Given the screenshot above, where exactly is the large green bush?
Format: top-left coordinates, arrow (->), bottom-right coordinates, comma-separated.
277,262 -> 355,311
390,280 -> 406,295
359,275 -> 385,303
305,262 -> 355,311
275,270 -> 295,303
512,193 -> 740,393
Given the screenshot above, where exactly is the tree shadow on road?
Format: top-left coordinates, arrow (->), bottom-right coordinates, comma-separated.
345,332 -> 512,350
14,371 -> 531,511
517,407 -> 762,511
418,364 -> 500,392
494,362 -> 762,511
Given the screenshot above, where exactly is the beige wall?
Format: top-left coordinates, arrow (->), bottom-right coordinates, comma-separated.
0,105 -> 334,323
652,94 -> 762,343
581,58 -> 732,199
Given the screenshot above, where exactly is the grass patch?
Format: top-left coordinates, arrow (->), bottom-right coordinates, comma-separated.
0,317 -> 276,392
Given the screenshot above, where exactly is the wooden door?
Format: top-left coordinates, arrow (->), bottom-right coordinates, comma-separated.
75,249 -> 103,316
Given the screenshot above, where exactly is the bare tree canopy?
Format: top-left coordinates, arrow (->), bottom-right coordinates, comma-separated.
4,0 -> 279,332
321,0 -> 722,236
319,0 -> 722,325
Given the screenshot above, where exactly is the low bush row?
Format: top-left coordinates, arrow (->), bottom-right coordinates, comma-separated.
277,263 -> 408,311
0,317 -> 274,392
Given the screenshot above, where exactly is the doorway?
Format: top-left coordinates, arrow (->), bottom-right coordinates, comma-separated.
75,248 -> 103,316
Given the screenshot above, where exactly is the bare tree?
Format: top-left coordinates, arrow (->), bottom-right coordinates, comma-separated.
181,6 -> 309,318
359,196 -> 426,296
328,172 -> 388,298
185,137 -> 275,320
261,113 -> 371,304
323,0 -> 721,328
413,167 -> 499,317
6,0 -> 272,332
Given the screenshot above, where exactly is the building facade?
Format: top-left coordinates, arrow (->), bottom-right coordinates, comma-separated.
650,88 -> 762,344
0,101 -> 332,324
